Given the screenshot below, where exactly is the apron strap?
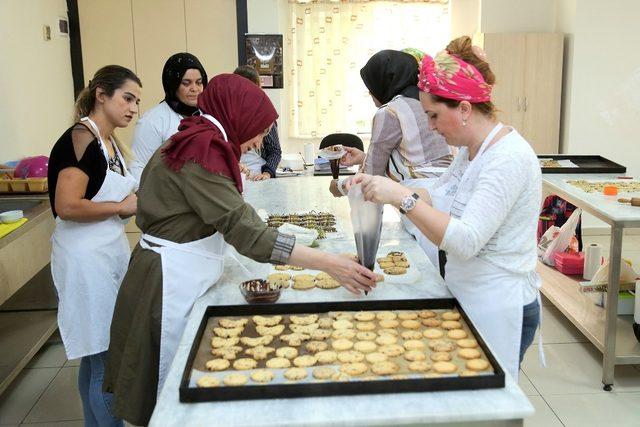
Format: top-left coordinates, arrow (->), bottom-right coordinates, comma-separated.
201,114 -> 228,142
140,233 -> 225,260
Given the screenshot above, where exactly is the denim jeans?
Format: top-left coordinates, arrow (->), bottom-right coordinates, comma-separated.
78,351 -> 123,427
520,297 -> 541,364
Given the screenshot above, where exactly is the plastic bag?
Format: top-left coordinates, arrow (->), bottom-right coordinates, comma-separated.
537,208 -> 582,266
277,223 -> 318,247
348,183 -> 383,270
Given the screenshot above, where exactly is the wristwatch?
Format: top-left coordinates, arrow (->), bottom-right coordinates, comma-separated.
399,192 -> 420,215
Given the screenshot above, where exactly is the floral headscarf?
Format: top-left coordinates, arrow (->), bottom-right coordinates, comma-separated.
418,51 -> 492,103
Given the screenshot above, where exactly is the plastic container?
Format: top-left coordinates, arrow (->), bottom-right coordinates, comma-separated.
0,210 -> 24,224
603,185 -> 618,196
14,155 -> 48,178
554,252 -> 584,275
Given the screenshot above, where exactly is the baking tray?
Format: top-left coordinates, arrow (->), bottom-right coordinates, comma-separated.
538,155 -> 626,174
179,298 -> 505,402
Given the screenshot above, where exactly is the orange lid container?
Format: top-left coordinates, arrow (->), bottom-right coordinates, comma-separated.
603,185 -> 618,196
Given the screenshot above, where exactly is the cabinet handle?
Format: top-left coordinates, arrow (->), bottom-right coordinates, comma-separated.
523,96 -> 528,112
516,97 -> 521,111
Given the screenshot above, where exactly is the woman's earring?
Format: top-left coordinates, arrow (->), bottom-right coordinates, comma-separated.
462,119 -> 467,127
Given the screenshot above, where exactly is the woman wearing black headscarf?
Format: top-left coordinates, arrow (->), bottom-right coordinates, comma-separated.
130,52 -> 208,180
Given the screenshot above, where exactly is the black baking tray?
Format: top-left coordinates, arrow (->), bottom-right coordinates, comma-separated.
538,155 -> 626,174
179,298 -> 505,403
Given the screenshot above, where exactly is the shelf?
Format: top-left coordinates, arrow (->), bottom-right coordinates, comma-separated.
537,261 -> 640,363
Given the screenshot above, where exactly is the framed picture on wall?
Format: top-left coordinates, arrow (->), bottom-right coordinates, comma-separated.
244,34 -> 283,89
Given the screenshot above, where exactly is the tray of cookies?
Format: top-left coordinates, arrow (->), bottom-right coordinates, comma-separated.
179,299 -> 505,402
537,155 -> 626,174
259,210 -> 342,240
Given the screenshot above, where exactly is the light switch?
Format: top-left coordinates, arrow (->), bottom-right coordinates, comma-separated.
42,25 -> 51,41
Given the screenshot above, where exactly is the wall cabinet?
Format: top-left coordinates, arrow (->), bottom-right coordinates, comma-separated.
483,32 -> 564,154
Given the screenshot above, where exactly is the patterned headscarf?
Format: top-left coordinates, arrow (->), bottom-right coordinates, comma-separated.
418,51 -> 492,103
401,47 -> 426,64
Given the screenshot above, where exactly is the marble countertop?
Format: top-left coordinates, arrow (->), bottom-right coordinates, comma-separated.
150,176 -> 534,426
542,173 -> 640,225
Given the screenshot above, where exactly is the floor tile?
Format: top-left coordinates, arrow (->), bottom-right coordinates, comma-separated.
64,359 -> 80,368
23,367 -> 82,424
535,305 -> 589,344
522,342 -> 640,395
518,371 -> 540,396
20,422 -> 83,427
26,344 -> 67,369
0,368 -> 58,425
524,396 -> 563,427
546,392 -> 640,427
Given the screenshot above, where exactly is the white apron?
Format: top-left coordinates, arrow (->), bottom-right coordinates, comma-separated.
141,113 -> 229,395
51,117 -> 137,359
431,123 -> 536,380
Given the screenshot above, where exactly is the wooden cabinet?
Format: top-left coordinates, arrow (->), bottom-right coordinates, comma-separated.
483,32 -> 564,154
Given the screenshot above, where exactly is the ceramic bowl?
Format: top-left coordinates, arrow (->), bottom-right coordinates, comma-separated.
0,210 -> 24,224
240,279 -> 281,304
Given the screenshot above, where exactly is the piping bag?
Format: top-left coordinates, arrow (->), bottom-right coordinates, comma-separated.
348,182 -> 383,295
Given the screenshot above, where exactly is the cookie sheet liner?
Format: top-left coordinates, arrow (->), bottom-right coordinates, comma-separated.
180,299 -> 505,402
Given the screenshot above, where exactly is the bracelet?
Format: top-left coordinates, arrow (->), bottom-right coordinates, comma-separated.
336,177 -> 348,196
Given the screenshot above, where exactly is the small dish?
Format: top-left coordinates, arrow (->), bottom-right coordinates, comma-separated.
0,210 -> 24,224
240,279 -> 281,304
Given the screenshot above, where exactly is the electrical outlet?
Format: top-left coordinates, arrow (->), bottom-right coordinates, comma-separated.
42,25 -> 51,41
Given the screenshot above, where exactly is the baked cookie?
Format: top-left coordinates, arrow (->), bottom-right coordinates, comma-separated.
432,361 -> 458,374
393,261 -> 410,268
404,350 -> 427,362
293,355 -> 317,367
305,341 -> 328,353
315,350 -> 338,364
441,320 -> 462,330
315,279 -> 341,289
331,338 -> 354,351
400,331 -> 422,340
457,339 -> 479,349
371,361 -> 400,376
331,372 -> 351,382
430,352 -> 452,362
458,348 -> 481,360
330,312 -> 354,321
378,328 -> 398,336
269,279 -> 290,289
250,369 -> 274,383
383,266 -> 406,275
205,359 -> 230,371
379,344 -> 405,357
284,367 -> 308,381
401,320 -> 421,330
223,373 -> 249,386
356,331 -> 377,341
376,311 -> 397,320
317,318 -> 334,329
421,318 -> 442,328
356,322 -> 376,332
240,336 -> 273,347
290,314 -> 319,325
293,274 -> 315,282
253,315 -> 282,326
353,341 -> 377,354
378,319 -> 399,329
398,312 -> 418,320
428,340 -> 456,353
365,352 -> 388,363
267,273 -> 291,282
447,329 -> 467,340
211,337 -> 240,348
354,311 -> 376,322
423,328 -> 444,339
466,358 -> 490,372
403,340 -> 425,351
290,266 -> 304,271
265,357 -> 291,369
312,366 -> 335,380
218,318 -> 248,329
315,272 -> 332,281
375,334 -> 398,346
418,310 -> 437,319
211,346 -> 242,360
276,346 -> 298,359
292,280 -> 315,290
290,323 -> 320,334
460,370 -> 479,377
339,362 -> 368,377
378,261 -> 395,269
310,329 -> 332,341
196,376 -> 220,388
232,358 -> 258,370
331,329 -> 357,340
337,350 -> 365,363
280,333 -> 310,346
274,264 -> 291,271
376,256 -> 392,264
332,319 -> 354,330
408,361 -> 432,372
256,324 -> 285,336
442,311 -> 461,321
245,346 -> 275,360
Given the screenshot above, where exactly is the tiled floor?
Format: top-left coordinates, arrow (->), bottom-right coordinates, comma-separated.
1,234 -> 639,426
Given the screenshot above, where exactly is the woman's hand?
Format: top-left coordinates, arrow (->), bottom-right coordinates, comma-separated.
351,173 -> 412,206
118,193 -> 138,218
238,162 -> 250,177
324,253 -> 377,295
340,146 -> 365,166
250,172 -> 271,181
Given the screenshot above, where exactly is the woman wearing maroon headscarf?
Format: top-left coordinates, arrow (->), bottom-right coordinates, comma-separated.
104,74 -> 376,425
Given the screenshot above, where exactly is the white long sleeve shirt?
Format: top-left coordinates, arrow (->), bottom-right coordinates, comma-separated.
432,129 -> 541,301
130,101 -> 183,181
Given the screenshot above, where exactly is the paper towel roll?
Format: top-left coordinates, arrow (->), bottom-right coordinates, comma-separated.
583,243 -> 603,280
304,143 -> 315,165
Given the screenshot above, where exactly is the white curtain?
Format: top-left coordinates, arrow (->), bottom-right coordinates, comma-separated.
287,0 -> 450,138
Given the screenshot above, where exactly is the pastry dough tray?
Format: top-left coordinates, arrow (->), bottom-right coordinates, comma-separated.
180,298 -> 505,402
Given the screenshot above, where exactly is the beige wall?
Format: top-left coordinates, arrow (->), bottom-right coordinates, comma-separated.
0,0 -> 75,163
450,0 -> 480,39
480,0 -> 557,33
78,0 -> 238,148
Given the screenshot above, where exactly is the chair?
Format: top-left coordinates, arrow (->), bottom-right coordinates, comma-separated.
319,133 -> 364,152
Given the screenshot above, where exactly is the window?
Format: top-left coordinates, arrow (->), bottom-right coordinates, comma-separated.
287,0 -> 450,138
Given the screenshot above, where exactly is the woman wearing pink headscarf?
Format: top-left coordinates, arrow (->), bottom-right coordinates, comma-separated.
350,37 -> 542,380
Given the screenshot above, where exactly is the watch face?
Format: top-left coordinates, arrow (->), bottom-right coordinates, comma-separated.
401,196 -> 416,212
